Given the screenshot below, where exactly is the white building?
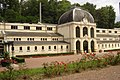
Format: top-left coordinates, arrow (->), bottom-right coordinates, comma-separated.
0,7 -> 120,57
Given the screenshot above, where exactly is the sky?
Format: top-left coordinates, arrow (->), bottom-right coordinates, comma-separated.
68,0 -> 120,22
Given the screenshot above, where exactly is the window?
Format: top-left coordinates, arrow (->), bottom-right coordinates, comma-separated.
105,44 -> 107,48
96,30 -> 99,32
91,28 -> 94,38
76,26 -> 80,37
27,46 -> 30,51
49,46 -> 51,50
19,38 -> 21,41
20,47 -> 22,50
42,46 -> 44,50
35,46 -> 37,50
109,31 -> 111,33
61,46 -> 63,49
24,26 -> 30,30
11,25 -> 18,29
83,27 -> 88,36
11,47 -> 14,51
27,38 -> 29,41
102,30 -> 105,33
47,27 -> 52,31
115,31 -> 117,33
36,27 -> 42,30
109,44 -> 110,47
54,46 -> 56,49
118,44 -> 119,47
66,45 -> 68,49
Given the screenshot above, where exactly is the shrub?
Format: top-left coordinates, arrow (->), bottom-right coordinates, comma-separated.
12,57 -> 25,63
1,59 -> 10,67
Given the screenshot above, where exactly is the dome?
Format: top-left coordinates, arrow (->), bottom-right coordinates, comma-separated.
58,7 -> 94,24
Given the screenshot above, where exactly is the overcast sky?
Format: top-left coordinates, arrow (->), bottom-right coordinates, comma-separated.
68,0 -> 120,22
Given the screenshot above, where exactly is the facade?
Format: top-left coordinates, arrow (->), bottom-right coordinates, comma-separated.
0,7 -> 120,57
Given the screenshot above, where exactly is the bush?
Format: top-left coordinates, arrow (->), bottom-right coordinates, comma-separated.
1,59 -> 10,67
12,57 -> 25,63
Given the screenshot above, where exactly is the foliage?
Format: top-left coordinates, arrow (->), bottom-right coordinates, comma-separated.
114,21 -> 120,28
11,57 -> 25,63
0,0 -> 116,29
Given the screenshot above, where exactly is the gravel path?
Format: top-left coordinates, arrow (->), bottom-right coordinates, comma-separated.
44,65 -> 120,80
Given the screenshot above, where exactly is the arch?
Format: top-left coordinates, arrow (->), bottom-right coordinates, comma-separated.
76,26 -> 80,37
91,40 -> 94,52
90,28 -> 94,38
83,27 -> 88,37
83,40 -> 88,53
76,40 -> 80,53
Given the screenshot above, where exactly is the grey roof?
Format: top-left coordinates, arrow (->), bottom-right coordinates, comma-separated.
97,41 -> 120,43
13,41 -> 69,45
58,7 -> 94,24
5,31 -> 63,37
96,34 -> 119,37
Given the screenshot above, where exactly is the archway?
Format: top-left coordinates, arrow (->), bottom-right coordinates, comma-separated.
90,28 -> 94,38
76,40 -> 80,53
83,27 -> 88,37
91,40 -> 94,52
76,26 -> 80,37
83,40 -> 88,53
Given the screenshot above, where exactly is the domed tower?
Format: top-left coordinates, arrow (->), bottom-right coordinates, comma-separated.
57,7 -> 98,54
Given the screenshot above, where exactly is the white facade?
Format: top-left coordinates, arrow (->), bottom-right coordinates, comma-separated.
0,7 -> 120,57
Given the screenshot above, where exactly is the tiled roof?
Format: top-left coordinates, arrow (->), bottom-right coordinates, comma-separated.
5,31 -> 63,37
13,41 -> 69,45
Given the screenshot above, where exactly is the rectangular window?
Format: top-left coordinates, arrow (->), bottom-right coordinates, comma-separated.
102,30 -> 105,33
47,27 -> 52,31
42,46 -> 44,50
96,30 -> 99,32
35,46 -> 37,50
24,26 -> 30,30
27,46 -> 30,50
61,46 -> 63,49
36,27 -> 42,30
54,46 -> 56,49
49,46 -> 51,50
11,25 -> 18,29
20,47 -> 22,50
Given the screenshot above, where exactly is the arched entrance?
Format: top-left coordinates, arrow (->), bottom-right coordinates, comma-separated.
76,26 -> 80,37
76,40 -> 80,53
91,40 -> 94,52
83,40 -> 88,53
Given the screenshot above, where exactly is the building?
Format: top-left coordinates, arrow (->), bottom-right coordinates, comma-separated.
0,7 -> 120,57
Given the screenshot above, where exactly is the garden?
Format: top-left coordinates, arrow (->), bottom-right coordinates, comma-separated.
0,52 -> 120,80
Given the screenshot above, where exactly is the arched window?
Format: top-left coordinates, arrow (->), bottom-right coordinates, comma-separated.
76,40 -> 80,52
83,27 -> 88,37
90,28 -> 94,38
91,40 -> 94,52
76,26 -> 80,37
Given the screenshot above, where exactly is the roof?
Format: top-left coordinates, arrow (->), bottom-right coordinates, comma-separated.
58,7 -> 94,24
97,41 -> 120,43
96,34 -> 119,37
5,31 -> 63,37
13,41 -> 69,45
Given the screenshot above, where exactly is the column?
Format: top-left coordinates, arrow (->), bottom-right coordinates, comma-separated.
94,40 -> 98,52
88,27 -> 91,38
80,40 -> 84,53
80,27 -> 83,38
88,40 -> 91,53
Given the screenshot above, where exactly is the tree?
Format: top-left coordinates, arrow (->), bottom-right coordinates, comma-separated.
96,6 -> 115,29
114,21 -> 120,28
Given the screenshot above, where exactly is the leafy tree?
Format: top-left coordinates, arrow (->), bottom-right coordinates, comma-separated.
114,21 -> 120,28
96,6 -> 115,29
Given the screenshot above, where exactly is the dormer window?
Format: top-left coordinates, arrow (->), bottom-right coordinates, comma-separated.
47,27 -> 52,31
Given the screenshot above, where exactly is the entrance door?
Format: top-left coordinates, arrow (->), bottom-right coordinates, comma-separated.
76,40 -> 80,53
83,40 -> 88,53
